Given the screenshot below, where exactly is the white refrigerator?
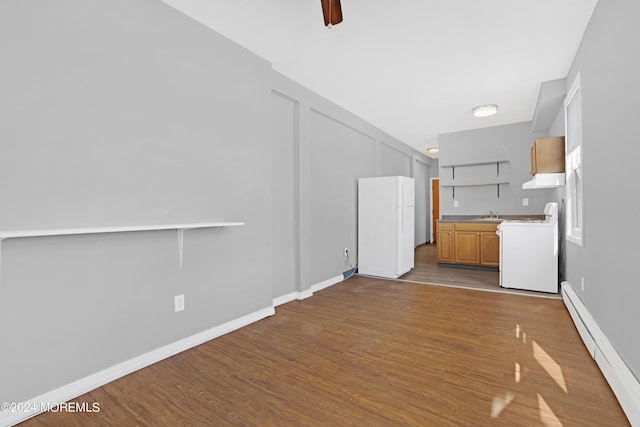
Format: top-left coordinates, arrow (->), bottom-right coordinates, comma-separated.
358,176 -> 415,279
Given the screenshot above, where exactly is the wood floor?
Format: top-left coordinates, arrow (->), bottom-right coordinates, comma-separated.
400,244 -> 561,299
20,275 -> 628,426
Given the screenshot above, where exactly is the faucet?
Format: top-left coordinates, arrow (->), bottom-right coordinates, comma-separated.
489,210 -> 499,219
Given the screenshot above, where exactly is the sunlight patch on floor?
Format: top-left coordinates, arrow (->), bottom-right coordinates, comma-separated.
491,392 -> 515,418
533,340 -> 568,393
538,393 -> 564,426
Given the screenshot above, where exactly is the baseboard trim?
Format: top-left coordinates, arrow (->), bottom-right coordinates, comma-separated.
272,290 -> 312,307
273,274 -> 345,308
561,282 -> 639,425
1,306 -> 275,427
311,274 -> 344,293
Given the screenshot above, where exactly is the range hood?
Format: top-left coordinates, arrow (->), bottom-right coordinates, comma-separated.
522,173 -> 565,189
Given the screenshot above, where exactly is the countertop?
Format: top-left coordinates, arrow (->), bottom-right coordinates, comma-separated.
437,215 -> 545,223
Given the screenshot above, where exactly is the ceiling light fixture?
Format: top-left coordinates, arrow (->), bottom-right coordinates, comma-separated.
472,104 -> 498,117
426,147 -> 439,154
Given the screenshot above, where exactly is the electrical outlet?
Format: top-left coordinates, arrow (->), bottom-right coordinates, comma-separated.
344,248 -> 349,257
523,198 -> 529,206
175,294 -> 185,312
581,277 -> 585,291
453,200 -> 459,208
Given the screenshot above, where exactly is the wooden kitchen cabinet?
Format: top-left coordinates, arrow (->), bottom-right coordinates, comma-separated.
454,231 -> 480,264
479,231 -> 500,267
437,221 -> 500,268
530,136 -> 565,176
436,222 -> 454,263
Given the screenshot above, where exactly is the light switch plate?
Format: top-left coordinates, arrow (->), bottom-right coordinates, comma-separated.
454,200 -> 459,208
523,198 -> 529,206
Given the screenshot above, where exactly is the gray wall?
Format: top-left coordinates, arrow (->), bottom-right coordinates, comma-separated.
413,159 -> 430,246
561,0 -> 640,379
270,72 -> 433,296
0,0 -> 274,403
380,143 -> 430,245
0,0 -> 432,405
438,122 -> 561,216
270,92 -> 298,299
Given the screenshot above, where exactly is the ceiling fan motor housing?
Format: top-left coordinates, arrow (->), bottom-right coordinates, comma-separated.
321,0 -> 343,26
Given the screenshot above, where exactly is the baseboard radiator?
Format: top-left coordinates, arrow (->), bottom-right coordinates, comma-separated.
561,282 -> 640,425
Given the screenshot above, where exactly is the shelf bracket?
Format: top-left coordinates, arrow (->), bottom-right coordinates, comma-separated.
177,228 -> 193,269
497,184 -> 500,198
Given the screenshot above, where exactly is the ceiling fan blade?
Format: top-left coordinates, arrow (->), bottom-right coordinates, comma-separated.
321,0 -> 343,26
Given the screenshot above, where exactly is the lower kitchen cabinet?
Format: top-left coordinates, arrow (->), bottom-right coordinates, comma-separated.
436,223 -> 454,263
479,231 -> 500,267
454,231 -> 481,264
437,221 -> 500,268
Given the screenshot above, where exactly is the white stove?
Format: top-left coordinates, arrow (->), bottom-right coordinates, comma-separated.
496,202 -> 559,293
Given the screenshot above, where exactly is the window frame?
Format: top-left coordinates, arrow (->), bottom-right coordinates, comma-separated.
564,72 -> 584,246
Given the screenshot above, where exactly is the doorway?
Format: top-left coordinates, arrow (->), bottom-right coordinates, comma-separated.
430,178 -> 439,243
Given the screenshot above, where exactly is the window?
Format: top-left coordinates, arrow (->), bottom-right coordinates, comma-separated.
565,72 -> 583,246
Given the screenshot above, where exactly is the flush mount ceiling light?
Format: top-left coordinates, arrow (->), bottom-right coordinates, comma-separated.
472,104 -> 498,117
426,147 -> 439,154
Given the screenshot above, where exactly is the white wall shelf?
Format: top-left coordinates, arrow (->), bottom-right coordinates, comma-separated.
440,159 -> 509,168
440,159 -> 510,198
0,222 -> 244,240
441,180 -> 510,198
0,222 -> 245,285
440,179 -> 510,187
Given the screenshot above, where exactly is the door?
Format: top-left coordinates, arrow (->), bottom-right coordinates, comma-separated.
437,227 -> 454,263
431,178 -> 440,243
480,232 -> 500,267
454,231 -> 481,265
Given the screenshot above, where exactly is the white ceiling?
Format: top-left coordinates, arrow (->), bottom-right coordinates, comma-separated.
161,0 -> 598,157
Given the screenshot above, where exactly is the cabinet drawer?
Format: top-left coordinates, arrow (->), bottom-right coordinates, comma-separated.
437,222 -> 454,229
454,223 -> 499,232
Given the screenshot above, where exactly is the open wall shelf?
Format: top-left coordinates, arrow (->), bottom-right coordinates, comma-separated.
0,221 -> 245,286
440,159 -> 510,198
440,159 -> 509,168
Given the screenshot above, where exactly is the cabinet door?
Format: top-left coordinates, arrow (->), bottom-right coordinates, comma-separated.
480,232 -> 500,267
454,231 -> 480,265
530,146 -> 537,175
533,137 -> 565,174
437,229 -> 454,263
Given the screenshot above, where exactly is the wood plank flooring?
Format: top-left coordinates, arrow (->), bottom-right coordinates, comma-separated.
19,275 -> 628,426
400,244 -> 561,299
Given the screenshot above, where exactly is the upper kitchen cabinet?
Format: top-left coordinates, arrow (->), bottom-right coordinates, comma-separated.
523,136 -> 566,189
530,136 -> 565,175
